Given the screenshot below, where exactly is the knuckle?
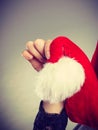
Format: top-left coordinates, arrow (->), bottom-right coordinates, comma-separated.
34,39 -> 45,45
26,41 -> 33,48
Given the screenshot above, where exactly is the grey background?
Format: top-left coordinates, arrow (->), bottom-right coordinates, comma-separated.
1,0 -> 98,130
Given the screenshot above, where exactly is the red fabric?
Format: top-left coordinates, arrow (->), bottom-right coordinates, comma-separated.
48,36 -> 98,128
91,42 -> 98,79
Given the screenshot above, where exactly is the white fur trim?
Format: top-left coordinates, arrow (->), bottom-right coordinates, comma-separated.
35,57 -> 85,103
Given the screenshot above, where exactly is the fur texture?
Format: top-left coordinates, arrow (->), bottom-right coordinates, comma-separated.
35,57 -> 85,103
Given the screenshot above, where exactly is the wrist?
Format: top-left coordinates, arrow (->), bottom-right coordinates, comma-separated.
43,101 -> 64,114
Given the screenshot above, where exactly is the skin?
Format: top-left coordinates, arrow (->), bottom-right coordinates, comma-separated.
22,39 -> 64,114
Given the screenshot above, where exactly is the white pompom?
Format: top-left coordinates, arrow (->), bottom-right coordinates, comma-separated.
35,57 -> 85,103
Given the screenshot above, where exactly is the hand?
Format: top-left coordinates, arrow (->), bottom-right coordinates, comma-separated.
22,39 -> 52,71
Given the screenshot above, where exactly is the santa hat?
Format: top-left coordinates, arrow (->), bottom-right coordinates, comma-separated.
91,42 -> 98,78
35,36 -> 98,128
